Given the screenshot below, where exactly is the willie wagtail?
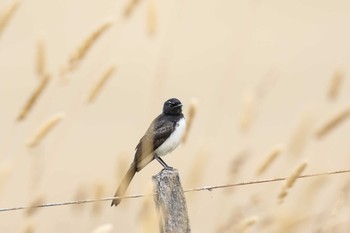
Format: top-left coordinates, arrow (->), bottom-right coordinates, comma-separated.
111,98 -> 186,207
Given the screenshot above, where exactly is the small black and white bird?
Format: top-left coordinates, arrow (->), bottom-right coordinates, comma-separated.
111,98 -> 186,207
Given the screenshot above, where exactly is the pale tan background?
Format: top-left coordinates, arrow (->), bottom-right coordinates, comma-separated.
1,0 -> 350,232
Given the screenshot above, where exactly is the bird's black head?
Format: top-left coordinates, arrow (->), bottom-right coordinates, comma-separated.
163,98 -> 183,115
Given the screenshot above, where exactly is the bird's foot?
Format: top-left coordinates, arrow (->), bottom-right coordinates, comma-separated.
163,165 -> 174,171
155,156 -> 173,170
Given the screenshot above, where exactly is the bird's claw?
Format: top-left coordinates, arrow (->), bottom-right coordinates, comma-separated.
164,166 -> 173,171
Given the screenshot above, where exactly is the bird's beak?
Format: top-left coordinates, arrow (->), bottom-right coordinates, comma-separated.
175,103 -> 183,108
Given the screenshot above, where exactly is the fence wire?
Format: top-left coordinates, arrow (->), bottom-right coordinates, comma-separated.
0,169 -> 349,213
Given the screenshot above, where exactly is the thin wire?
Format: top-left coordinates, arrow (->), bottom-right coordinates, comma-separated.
184,169 -> 350,192
0,169 -> 349,213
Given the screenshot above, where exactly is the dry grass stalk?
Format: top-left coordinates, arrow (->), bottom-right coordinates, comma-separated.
224,150 -> 250,195
315,106 -> 350,139
26,112 -> 65,148
147,0 -> 156,35
256,146 -> 283,176
278,189 -> 288,201
124,0 -> 140,18
30,152 -> 45,189
26,194 -> 45,216
17,74 -> 50,121
319,188 -> 349,233
303,177 -> 326,204
186,150 -> 208,188
229,149 -> 250,175
61,19 -> 114,76
0,0 -> 20,36
285,161 -> 308,188
182,98 -> 197,143
216,210 -> 244,233
320,180 -> 350,232
239,92 -> 256,132
138,186 -> 158,233
236,216 -> 259,233
0,162 -> 14,192
326,181 -> 350,217
328,69 -> 345,100
21,219 -> 35,233
288,114 -> 314,157
87,65 -> 116,103
91,223 -> 113,233
92,181 -> 106,215
36,38 -> 46,79
138,192 -> 152,219
275,211 -> 307,233
72,185 -> 88,211
278,161 -> 308,203
256,71 -> 278,98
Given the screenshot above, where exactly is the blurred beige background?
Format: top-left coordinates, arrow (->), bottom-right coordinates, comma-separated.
1,0 -> 350,232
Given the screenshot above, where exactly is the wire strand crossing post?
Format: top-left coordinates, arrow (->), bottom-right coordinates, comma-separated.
152,169 -> 191,233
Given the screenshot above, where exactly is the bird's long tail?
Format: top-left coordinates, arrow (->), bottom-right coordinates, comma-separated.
111,162 -> 137,207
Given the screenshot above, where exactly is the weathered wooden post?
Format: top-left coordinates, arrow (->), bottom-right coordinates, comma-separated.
152,169 -> 191,233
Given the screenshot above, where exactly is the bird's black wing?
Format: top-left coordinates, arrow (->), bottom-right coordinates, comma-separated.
133,114 -> 175,171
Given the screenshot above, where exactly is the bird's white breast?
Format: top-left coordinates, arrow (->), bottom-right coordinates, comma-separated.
155,118 -> 186,157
